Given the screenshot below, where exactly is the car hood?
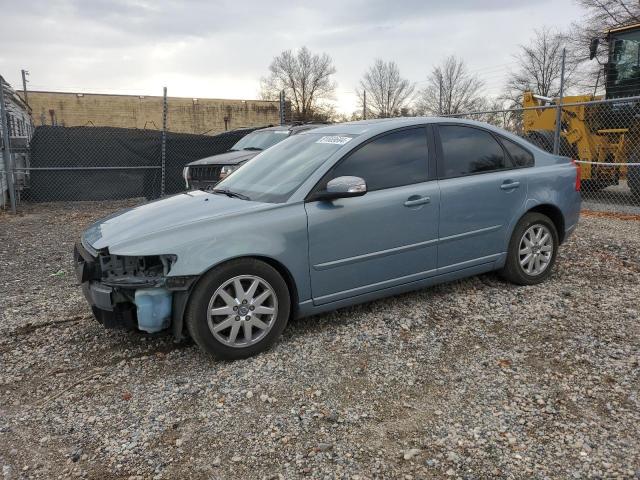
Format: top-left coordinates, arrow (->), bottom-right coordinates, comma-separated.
187,150 -> 259,166
83,190 -> 269,252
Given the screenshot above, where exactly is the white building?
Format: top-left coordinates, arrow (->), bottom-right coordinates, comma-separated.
1,75 -> 32,208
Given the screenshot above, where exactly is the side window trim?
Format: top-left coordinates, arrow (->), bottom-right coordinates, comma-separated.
434,123 -> 518,179
305,125 -> 431,201
425,124 -> 438,180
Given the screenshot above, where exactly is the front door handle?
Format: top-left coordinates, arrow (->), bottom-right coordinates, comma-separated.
404,195 -> 431,207
500,180 -> 520,190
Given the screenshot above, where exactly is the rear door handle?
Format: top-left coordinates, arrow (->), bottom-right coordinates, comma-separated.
500,180 -> 520,190
404,195 -> 431,207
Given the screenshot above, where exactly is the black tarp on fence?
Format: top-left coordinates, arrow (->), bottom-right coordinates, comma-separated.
25,125 -> 259,201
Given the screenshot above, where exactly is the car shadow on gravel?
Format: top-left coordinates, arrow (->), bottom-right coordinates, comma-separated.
283,272 -> 505,339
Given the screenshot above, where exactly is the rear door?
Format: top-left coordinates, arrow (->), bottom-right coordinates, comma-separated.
434,124 -> 527,272
305,126 -> 440,305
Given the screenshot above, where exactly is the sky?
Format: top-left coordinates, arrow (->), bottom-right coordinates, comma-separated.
0,0 -> 586,114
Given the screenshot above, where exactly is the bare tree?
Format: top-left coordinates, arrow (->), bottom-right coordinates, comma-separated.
575,0 -> 640,34
415,56 -> 485,115
333,111 -> 364,123
503,28 -> 578,106
356,60 -> 414,118
567,0 -> 640,92
260,46 -> 336,122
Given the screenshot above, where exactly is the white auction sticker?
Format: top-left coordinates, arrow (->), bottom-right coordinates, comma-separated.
316,135 -> 352,145
274,130 -> 289,134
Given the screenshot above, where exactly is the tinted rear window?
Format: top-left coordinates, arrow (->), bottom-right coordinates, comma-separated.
232,130 -> 290,151
439,125 -> 506,178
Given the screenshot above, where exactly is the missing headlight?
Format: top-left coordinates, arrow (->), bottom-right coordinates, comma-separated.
98,254 -> 177,285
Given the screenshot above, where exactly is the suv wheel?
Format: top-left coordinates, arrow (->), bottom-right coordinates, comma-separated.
500,212 -> 559,286
186,259 -> 290,360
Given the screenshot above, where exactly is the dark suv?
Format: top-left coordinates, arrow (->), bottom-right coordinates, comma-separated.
183,124 -> 323,189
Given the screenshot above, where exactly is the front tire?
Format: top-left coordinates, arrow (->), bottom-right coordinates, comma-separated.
185,259 -> 290,360
500,213 -> 559,286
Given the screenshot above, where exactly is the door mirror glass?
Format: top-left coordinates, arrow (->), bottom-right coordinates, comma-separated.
317,176 -> 367,201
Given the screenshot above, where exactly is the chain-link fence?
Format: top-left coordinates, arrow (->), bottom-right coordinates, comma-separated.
3,77 -> 640,216
19,126 -> 267,202
450,95 -> 640,215
2,125 -> 267,205
0,79 -> 287,211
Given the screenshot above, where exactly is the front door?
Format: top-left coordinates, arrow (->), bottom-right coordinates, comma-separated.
305,127 -> 440,305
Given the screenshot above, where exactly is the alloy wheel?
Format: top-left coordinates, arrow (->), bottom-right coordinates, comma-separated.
518,224 -> 553,276
207,275 -> 278,348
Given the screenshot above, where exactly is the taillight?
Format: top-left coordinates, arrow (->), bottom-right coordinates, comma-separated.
572,159 -> 581,191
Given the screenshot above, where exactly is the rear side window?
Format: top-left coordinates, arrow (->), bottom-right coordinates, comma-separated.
438,125 -> 506,178
330,127 -> 429,191
501,137 -> 534,168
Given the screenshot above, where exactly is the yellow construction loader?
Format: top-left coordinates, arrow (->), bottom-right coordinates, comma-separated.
522,23 -> 640,194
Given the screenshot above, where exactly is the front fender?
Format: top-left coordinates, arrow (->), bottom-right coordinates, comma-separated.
107,202 -> 311,303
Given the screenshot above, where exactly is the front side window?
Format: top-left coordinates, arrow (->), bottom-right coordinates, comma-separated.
438,125 -> 506,178
501,137 -> 534,168
329,127 -> 429,191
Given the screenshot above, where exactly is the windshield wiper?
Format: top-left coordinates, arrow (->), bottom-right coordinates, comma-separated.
242,147 -> 263,151
211,188 -> 251,201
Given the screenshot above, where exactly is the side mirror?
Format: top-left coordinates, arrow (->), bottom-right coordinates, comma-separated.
589,37 -> 599,60
314,176 -> 367,201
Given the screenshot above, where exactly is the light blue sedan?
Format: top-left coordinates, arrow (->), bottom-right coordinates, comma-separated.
75,118 -> 582,359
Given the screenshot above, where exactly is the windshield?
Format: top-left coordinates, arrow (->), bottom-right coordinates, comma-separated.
609,29 -> 640,97
214,133 -> 354,203
231,130 -> 291,151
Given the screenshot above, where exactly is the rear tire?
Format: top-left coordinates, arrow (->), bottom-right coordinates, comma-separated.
185,258 -> 290,360
500,213 -> 559,286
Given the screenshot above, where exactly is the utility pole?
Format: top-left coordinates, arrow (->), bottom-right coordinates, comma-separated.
21,69 -> 29,108
362,90 -> 367,120
161,86 -> 167,197
553,48 -> 566,156
438,76 -> 443,115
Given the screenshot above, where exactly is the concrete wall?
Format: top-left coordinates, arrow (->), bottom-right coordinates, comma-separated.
23,91 -> 283,135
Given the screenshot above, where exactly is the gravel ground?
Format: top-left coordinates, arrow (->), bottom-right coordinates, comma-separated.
0,201 -> 639,479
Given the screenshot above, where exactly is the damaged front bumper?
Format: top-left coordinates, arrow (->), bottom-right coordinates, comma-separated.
74,239 -> 196,336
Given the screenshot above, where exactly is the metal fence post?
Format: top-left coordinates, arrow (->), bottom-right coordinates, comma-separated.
0,77 -> 17,214
553,48 -> 566,156
279,90 -> 285,125
439,76 -> 443,115
363,90 -> 367,120
21,69 -> 29,108
161,86 -> 167,197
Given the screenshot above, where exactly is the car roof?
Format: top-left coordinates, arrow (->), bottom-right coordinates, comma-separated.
298,116 -> 519,139
289,123 -> 327,133
250,123 -> 323,133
